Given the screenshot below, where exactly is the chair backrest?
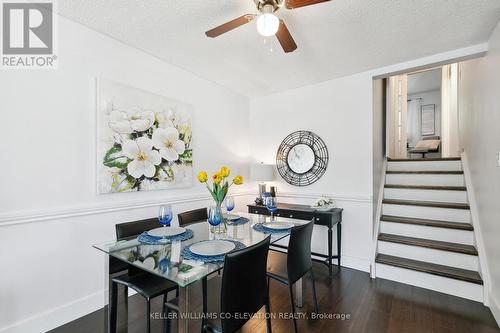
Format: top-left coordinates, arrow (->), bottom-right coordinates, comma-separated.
220,237 -> 271,333
115,218 -> 159,240
287,221 -> 314,284
177,208 -> 208,226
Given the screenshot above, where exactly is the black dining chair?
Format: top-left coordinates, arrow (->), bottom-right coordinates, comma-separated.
177,207 -> 208,226
202,236 -> 272,333
266,221 -> 318,333
110,218 -> 178,333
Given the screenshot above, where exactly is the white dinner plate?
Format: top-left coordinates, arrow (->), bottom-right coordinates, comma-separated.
224,214 -> 241,221
148,226 -> 186,238
190,240 -> 236,256
263,222 -> 294,230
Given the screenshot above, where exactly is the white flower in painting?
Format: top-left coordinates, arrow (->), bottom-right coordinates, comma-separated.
122,137 -> 161,178
155,111 -> 174,129
178,122 -> 192,144
128,107 -> 155,132
108,107 -> 155,134
152,127 -> 185,162
108,110 -> 133,134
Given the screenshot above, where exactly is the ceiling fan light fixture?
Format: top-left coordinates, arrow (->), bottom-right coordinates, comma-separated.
256,5 -> 280,37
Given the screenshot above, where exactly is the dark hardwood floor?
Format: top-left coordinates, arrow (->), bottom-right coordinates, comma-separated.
50,262 -> 499,333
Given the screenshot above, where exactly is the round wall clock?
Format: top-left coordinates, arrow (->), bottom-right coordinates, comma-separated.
276,130 -> 329,186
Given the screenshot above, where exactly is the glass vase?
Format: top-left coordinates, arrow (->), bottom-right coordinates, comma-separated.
208,204 -> 227,235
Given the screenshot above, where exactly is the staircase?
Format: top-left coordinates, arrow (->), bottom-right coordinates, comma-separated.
374,157 -> 484,302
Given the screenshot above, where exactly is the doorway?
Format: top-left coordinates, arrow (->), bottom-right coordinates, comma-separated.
385,64 -> 460,159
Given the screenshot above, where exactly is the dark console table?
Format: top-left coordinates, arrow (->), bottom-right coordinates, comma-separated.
247,203 -> 343,278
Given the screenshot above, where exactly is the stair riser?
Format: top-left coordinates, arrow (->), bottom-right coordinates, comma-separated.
379,221 -> 474,245
386,174 -> 465,186
384,188 -> 468,203
377,240 -> 478,270
387,160 -> 462,171
375,263 -> 483,302
382,204 -> 471,223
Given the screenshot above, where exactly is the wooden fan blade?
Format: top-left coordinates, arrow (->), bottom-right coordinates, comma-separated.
276,20 -> 297,53
285,0 -> 331,9
205,14 -> 256,38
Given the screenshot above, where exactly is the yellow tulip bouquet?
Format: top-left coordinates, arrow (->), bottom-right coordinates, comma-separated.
197,166 -> 243,207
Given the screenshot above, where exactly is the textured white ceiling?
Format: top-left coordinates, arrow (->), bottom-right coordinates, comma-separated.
408,69 -> 442,95
57,0 -> 500,97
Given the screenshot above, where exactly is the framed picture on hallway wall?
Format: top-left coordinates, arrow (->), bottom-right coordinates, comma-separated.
97,78 -> 193,194
421,104 -> 435,136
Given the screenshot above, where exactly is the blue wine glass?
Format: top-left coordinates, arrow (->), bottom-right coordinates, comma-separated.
225,197 -> 235,213
158,204 -> 173,239
208,206 -> 222,226
265,196 -> 277,221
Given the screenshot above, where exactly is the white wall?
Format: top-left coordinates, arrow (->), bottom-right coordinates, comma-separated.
458,20 -> 500,324
0,15 -> 251,333
250,72 -> 374,272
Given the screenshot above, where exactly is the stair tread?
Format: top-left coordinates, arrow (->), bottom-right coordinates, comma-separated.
386,170 -> 463,174
388,157 -> 461,162
376,253 -> 483,285
380,215 -> 474,230
383,199 -> 470,210
385,184 -> 467,191
378,233 -> 478,255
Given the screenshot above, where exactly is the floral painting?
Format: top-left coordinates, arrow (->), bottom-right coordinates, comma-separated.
97,79 -> 193,193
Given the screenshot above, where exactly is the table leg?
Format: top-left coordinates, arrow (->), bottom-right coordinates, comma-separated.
295,278 -> 303,308
178,285 -> 190,333
328,226 -> 333,279
337,222 -> 342,267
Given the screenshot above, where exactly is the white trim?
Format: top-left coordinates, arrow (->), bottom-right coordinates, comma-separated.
371,43 -> 488,79
490,292 -> 500,328
0,290 -> 103,333
0,191 -> 253,227
371,158 -> 387,278
0,191 -> 368,227
461,151 -> 491,306
276,192 -> 372,203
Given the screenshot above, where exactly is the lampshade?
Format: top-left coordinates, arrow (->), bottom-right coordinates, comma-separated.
250,163 -> 275,181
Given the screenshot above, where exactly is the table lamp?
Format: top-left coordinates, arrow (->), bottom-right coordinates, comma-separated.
250,163 -> 275,204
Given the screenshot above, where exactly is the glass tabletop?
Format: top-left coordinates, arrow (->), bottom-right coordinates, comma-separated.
93,212 -> 308,287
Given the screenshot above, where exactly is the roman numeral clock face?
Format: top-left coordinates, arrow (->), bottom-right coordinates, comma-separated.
276,131 -> 329,186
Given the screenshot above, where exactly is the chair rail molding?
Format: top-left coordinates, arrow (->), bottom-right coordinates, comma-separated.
275,191 -> 372,203
0,191 -> 254,227
371,158 -> 387,278
461,151 -> 491,306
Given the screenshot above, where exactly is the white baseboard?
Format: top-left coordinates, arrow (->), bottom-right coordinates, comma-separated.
490,292 -> 500,328
340,255 -> 371,273
0,291 -> 104,333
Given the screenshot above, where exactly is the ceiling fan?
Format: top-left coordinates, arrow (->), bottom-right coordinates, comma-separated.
205,0 -> 331,53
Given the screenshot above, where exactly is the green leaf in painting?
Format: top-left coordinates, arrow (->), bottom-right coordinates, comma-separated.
103,146 -> 130,169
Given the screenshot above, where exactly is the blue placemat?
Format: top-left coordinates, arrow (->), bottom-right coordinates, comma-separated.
137,229 -> 194,245
227,216 -> 250,226
181,240 -> 246,263
252,223 -> 292,235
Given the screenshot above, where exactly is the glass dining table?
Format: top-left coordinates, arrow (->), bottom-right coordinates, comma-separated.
93,212 -> 310,333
